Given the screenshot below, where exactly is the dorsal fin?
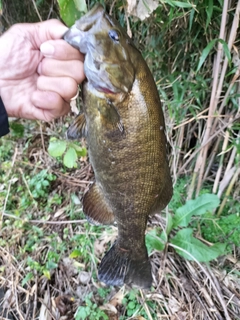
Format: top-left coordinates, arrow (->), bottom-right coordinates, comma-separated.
67,113 -> 87,140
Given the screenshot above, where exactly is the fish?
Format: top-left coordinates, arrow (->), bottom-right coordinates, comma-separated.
64,3 -> 173,289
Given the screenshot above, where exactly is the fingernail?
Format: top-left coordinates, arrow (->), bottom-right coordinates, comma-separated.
40,42 -> 55,56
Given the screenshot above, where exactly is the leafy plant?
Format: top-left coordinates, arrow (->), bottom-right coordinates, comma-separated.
146,193 -> 227,262
121,289 -> 157,319
28,169 -> 56,199
201,213 -> 240,246
24,256 -> 56,281
75,293 -> 108,320
48,137 -> 87,168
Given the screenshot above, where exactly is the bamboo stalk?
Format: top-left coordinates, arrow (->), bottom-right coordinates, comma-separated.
190,0 -> 240,198
194,0 -> 229,197
213,130 -> 230,193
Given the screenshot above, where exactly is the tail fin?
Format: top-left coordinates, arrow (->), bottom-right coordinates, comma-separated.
98,243 -> 152,289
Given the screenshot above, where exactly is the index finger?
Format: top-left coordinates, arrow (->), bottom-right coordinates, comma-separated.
40,39 -> 84,61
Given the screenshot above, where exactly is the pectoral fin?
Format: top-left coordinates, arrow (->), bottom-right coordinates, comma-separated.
99,101 -> 124,135
67,113 -> 87,140
82,182 -> 115,225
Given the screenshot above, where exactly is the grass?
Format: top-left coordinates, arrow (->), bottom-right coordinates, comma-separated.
1,0 -> 240,319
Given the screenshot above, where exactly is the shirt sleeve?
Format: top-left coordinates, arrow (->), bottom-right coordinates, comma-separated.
0,97 -> 10,137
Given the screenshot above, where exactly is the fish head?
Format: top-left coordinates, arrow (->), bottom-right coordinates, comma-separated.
64,4 -> 136,96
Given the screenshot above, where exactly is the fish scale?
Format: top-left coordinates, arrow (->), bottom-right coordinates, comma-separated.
64,3 -> 172,288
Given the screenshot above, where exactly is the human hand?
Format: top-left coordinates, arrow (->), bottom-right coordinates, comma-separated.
0,19 -> 84,121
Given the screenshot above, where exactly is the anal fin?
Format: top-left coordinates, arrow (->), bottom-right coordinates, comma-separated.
67,113 -> 87,140
82,183 -> 115,225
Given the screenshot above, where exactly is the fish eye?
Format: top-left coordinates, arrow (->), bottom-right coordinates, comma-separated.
109,30 -> 120,42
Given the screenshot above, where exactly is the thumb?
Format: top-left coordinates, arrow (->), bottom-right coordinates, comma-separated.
33,19 -> 69,47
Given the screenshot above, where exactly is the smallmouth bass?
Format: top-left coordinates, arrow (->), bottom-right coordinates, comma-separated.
64,4 -> 173,289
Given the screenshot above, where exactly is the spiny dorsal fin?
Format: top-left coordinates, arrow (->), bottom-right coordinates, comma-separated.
83,183 -> 115,225
67,113 -> 87,140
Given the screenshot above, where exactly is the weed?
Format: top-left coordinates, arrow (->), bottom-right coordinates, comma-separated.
201,213 -> 240,246
29,169 -> 56,199
121,290 -> 157,319
48,137 -> 87,169
147,193 -> 226,262
74,293 -> 108,320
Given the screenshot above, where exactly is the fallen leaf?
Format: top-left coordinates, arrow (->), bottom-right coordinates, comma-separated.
100,303 -> 117,314
53,208 -> 66,218
127,0 -> 158,20
94,229 -> 117,257
2,289 -> 15,309
70,99 -> 79,114
109,287 -> 124,307
100,287 -> 125,320
78,271 -> 91,284
39,291 -> 52,320
168,296 -> 181,314
62,257 -> 81,276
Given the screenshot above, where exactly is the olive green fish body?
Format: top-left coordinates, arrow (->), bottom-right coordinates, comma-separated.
64,4 -> 172,288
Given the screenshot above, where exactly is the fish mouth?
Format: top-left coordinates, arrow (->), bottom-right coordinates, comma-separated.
96,86 -> 116,94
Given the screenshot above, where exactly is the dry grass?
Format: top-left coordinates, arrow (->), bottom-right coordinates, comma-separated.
1,212 -> 240,319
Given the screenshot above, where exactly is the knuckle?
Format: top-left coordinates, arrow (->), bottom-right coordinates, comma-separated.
74,62 -> 85,83
37,75 -> 45,89
40,59 -> 49,75
64,78 -> 78,99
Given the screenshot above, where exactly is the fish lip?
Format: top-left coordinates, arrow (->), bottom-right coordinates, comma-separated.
95,86 -> 117,94
85,80 -> 118,95
63,25 -> 85,50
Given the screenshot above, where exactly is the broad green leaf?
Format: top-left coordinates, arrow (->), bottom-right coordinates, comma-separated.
48,139 -> 67,158
57,0 -> 86,27
73,0 -> 87,12
172,193 -> 220,228
70,143 -> 87,157
146,229 -> 166,253
197,39 -> 231,72
63,147 -> 78,168
70,249 -> 82,258
170,228 -> 226,262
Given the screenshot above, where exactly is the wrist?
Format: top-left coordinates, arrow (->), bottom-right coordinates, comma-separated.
0,96 -> 10,137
